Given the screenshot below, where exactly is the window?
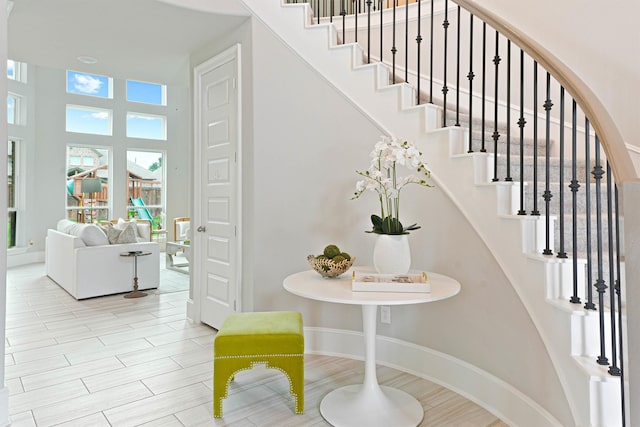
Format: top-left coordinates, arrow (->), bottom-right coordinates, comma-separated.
7,95 -> 15,124
126,112 -> 166,140
127,150 -> 165,230
66,70 -> 112,98
7,60 -> 27,82
66,146 -> 111,223
66,105 -> 113,136
126,80 -> 166,105
8,140 -> 17,248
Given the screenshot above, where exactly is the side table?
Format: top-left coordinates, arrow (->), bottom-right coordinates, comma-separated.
120,251 -> 152,298
283,268 -> 461,427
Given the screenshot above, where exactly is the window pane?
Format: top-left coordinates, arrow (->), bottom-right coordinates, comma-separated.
126,80 -> 166,105
7,60 -> 15,80
127,150 -> 164,230
7,96 -> 15,124
66,105 -> 112,135
66,70 -> 112,98
66,146 -> 110,223
7,140 -> 17,248
126,112 -> 166,140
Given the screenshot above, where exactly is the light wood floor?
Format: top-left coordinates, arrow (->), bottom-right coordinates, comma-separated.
5,262 -> 508,426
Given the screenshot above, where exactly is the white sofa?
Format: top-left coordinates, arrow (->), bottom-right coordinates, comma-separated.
45,223 -> 160,300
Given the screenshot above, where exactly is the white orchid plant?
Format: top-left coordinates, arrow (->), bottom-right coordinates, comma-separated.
352,136 -> 433,235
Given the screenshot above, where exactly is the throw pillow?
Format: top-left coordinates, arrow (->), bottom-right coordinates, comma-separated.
78,224 -> 109,246
108,221 -> 138,244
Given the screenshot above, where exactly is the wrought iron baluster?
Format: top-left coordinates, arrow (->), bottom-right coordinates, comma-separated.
455,6 -> 461,126
391,0 -> 397,82
442,0 -> 450,126
405,0 -> 409,83
593,135 -> 608,366
557,87 -> 567,258
517,49 -> 526,214
366,0 -> 372,63
505,40 -> 512,181
606,163 -> 620,376
379,0 -> 383,65
542,72 -> 553,255
467,14 -> 475,152
481,22 -> 486,152
569,100 -> 581,303
341,0 -> 347,44
354,0 -> 358,42
416,0 -> 422,105
491,31 -> 500,182
429,0 -> 434,103
531,61 -> 539,216
584,119 -> 595,310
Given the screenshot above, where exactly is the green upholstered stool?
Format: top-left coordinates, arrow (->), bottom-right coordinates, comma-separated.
213,311 -> 304,418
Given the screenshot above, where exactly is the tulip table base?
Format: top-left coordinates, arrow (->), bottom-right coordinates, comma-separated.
320,384 -> 423,427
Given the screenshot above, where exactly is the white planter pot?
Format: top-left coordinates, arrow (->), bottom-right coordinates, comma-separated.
373,234 -> 411,274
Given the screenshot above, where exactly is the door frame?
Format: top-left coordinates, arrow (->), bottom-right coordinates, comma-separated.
188,43 -> 243,324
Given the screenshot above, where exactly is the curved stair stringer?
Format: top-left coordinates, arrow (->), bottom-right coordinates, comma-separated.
237,1 -> 619,425
422,128 -> 622,427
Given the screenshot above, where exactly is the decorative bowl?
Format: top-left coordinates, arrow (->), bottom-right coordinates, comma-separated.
307,255 -> 355,278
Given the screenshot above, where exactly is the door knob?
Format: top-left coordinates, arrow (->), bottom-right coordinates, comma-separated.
197,226 -> 206,232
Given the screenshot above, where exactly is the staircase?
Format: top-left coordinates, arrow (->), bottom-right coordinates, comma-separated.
238,0 -> 631,425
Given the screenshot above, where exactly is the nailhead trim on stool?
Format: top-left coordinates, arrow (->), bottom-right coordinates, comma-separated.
213,311 -> 304,418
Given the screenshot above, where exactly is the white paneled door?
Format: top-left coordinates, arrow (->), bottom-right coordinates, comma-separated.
193,45 -> 241,330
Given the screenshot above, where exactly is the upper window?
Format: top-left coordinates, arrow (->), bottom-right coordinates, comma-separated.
126,112 -> 166,140
7,93 -> 22,125
7,60 -> 26,83
66,105 -> 113,136
66,70 -> 113,99
126,80 -> 166,105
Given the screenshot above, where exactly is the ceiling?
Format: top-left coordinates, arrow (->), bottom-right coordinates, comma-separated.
7,0 -> 250,82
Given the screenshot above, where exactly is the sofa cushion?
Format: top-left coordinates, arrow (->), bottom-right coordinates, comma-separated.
103,221 -> 138,244
57,220 -> 108,246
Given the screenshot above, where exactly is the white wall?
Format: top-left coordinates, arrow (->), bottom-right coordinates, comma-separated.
475,0 -> 640,156
191,13 -> 573,425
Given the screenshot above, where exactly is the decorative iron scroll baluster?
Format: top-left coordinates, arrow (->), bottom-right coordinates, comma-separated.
584,119 -> 595,310
531,61 -> 539,215
467,14 -> 474,152
442,0 -> 449,126
429,0 -> 434,103
517,49 -> 526,214
542,72 -> 553,255
391,0 -> 397,82
606,163 -> 621,376
491,31 -> 500,182
455,6 -> 461,126
505,40 -> 512,181
557,87 -> 567,258
569,100 -> 581,304
480,23 -> 486,152
614,184 -> 627,425
593,136 -> 609,366
416,0 -> 422,104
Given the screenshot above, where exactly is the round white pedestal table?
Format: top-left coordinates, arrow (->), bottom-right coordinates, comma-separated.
283,268 -> 461,427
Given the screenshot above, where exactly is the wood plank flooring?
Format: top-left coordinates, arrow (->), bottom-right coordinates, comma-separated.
5,262 -> 508,426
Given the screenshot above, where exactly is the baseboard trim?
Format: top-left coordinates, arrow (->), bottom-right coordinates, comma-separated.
7,249 -> 44,268
304,326 -> 562,427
